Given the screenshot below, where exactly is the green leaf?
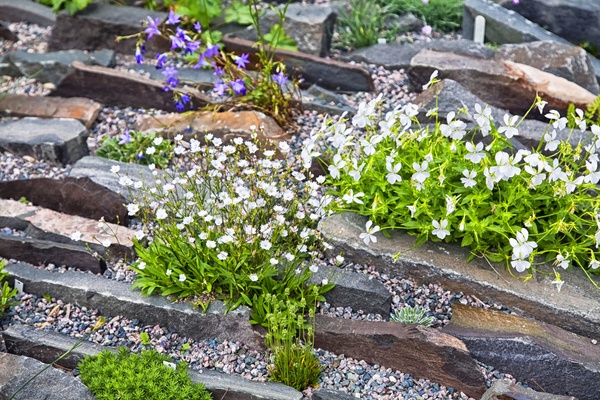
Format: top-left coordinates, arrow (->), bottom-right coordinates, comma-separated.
224,1 -> 254,25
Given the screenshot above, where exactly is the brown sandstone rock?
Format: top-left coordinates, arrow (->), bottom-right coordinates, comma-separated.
444,304 -> 600,400
408,49 -> 596,116
135,110 -> 288,144
314,315 -> 487,398
51,61 -> 211,112
0,94 -> 102,128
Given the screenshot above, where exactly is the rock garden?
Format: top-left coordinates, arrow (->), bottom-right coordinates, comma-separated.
0,0 -> 599,399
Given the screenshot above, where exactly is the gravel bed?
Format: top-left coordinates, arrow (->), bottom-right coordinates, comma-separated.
0,20 -> 522,399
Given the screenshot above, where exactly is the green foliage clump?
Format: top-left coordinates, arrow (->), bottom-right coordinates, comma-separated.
0,259 -> 18,319
95,130 -> 174,169
79,348 -> 212,400
314,79 -> 600,287
390,305 -> 435,327
39,0 -> 94,15
566,98 -> 600,130
381,0 -> 463,33
335,0 -> 398,50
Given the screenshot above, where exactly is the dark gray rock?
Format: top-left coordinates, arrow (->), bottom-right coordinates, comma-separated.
0,62 -> 20,77
4,324 -> 301,400
4,261 -> 264,349
229,3 -> 336,57
312,388 -> 355,400
0,352 -> 96,400
495,41 -> 599,94
0,21 -> 17,42
445,304 -> 600,400
222,36 -> 374,92
386,12 -> 423,34
309,263 -> 391,317
69,156 -> 161,203
302,84 -> 356,116
499,0 -> 600,52
342,39 -> 495,71
0,176 -> 128,225
124,63 -> 216,90
482,379 -> 578,400
0,117 -> 89,166
51,61 -> 210,112
48,2 -> 169,54
319,212 -> 600,340
0,0 -> 55,27
0,235 -> 106,274
3,49 -> 116,84
314,315 -> 487,398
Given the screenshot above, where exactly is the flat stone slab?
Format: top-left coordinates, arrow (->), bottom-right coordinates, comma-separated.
125,63 -> 216,90
222,36 -> 375,92
0,94 -> 102,128
0,0 -> 55,27
0,177 -> 127,225
3,324 -> 301,400
319,213 -> 600,340
314,315 -> 487,398
3,49 -> 116,85
482,379 -> 577,400
3,261 -> 264,349
0,117 -> 89,166
0,352 -> 96,400
69,156 -> 158,203
444,304 -> 600,400
51,61 -> 211,112
0,198 -> 134,261
48,2 -> 169,55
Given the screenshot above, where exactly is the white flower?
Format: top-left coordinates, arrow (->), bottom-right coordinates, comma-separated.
411,161 -> 430,183
270,258 -> 279,265
407,205 -> 417,218
342,189 -> 365,205
511,259 -> 530,273
179,273 -> 186,282
461,169 -> 477,188
422,69 -> 439,90
359,220 -> 380,245
101,239 -> 111,248
498,114 -> 519,139
445,195 -> 458,216
573,108 -> 586,131
156,208 -> 168,220
166,269 -> 172,276
432,219 -> 450,240
71,231 -> 82,242
146,146 -> 156,155
590,260 -> 600,269
545,159 -> 568,182
217,252 -> 228,261
137,261 -> 146,270
535,99 -> 548,114
127,203 -> 140,216
153,137 -> 163,146
206,240 -> 216,248
465,142 -> 486,164
524,164 -> 546,188
473,103 -> 492,135
335,255 -> 345,264
555,253 -> 570,270
119,176 -> 134,187
309,265 -> 319,273
322,278 -> 329,286
174,134 -> 183,141
509,228 -> 537,260
249,273 -> 259,282
386,161 -> 402,184
182,216 -> 194,225
260,240 -> 272,250
134,230 -> 145,241
543,130 -> 560,152
360,139 -> 376,156
110,165 -> 120,174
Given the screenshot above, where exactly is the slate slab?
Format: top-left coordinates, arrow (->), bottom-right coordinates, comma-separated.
3,49 -> 116,84
48,2 -> 169,54
4,324 -> 301,400
319,212 -> 600,340
0,176 -> 128,225
0,117 -> 88,166
481,379 -> 577,400
342,39 -> 495,71
0,0 -> 55,27
444,304 -> 600,400
222,36 -> 374,92
302,84 -> 356,116
0,352 -> 96,400
124,63 -> 216,90
0,94 -> 102,128
314,315 -> 487,398
0,198 -> 134,261
3,262 -> 264,349
51,61 -> 210,112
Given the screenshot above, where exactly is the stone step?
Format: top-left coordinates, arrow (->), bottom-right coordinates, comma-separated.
0,0 -> 55,27
444,303 -> 599,400
2,324 -> 302,400
319,212 -> 600,340
0,117 -> 88,166
0,94 -> 102,128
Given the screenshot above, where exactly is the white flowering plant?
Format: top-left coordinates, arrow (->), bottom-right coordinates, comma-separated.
313,77 -> 600,287
116,131 -> 334,314
96,130 -> 175,170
